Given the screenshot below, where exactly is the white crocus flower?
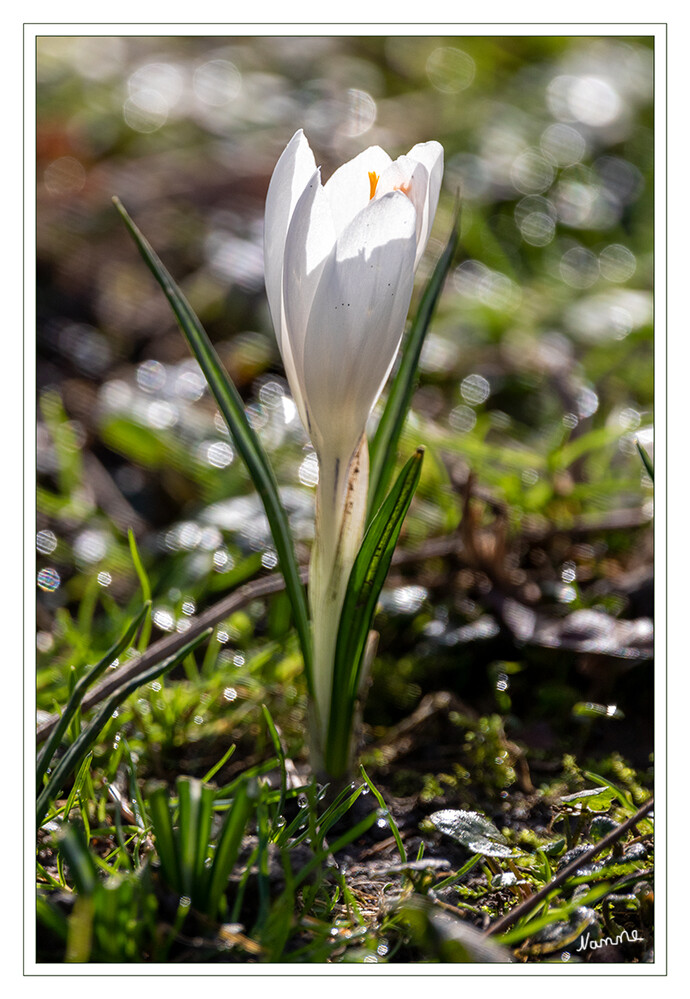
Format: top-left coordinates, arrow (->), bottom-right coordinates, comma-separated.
264,130 -> 443,765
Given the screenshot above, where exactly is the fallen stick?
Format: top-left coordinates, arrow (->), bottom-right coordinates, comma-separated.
36,503 -> 651,745
483,797 -> 654,938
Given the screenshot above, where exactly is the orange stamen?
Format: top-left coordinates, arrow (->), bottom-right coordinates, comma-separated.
393,180 -> 412,197
368,171 -> 379,200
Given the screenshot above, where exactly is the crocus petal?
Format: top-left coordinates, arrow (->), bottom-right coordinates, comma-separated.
282,167 -> 337,431
405,140 -> 444,264
300,190 -> 417,463
263,130 -> 316,354
322,145 -> 392,237
375,156 -> 430,265
262,130 -> 444,765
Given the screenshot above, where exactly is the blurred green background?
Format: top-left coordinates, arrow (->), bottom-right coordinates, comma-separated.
36,33 -> 654,771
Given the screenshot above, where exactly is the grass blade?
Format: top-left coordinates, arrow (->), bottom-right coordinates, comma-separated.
128,529 -> 152,650
37,627 -> 212,827
56,825 -> 98,895
635,439 -> 654,481
367,212 -> 459,521
360,764 -> 406,862
206,781 -> 253,919
36,601 -> 150,791
147,782 -> 180,892
325,449 -> 424,776
261,704 -> 287,830
61,751 -> 93,823
292,807 -> 380,889
177,777 -> 203,899
113,197 -> 313,694
201,743 -> 236,785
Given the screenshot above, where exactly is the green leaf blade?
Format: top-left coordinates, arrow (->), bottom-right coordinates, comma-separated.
206,782 -> 253,919
147,782 -> 180,893
635,439 -> 654,481
37,627 -> 212,827
113,197 -> 313,694
325,448 -> 424,775
36,601 -> 150,792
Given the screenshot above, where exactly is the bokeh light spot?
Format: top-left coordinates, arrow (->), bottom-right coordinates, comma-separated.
299,452 -> 319,488
123,91 -> 168,133
560,246 -> 599,288
128,62 -> 184,110
449,405 -> 477,433
36,529 -> 57,555
511,149 -> 554,195
599,244 -> 637,283
519,211 -> 556,246
568,76 -> 622,127
37,568 -> 60,592
540,123 -> 586,167
137,359 -> 166,393
73,529 -> 109,565
426,46 -> 475,93
205,440 -> 234,468
341,89 -> 377,137
44,156 -> 86,196
193,59 -> 242,106
461,373 -> 491,406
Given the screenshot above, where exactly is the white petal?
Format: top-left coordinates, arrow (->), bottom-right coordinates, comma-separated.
323,145 -> 392,237
282,168 -> 337,431
406,140 -> 444,265
263,130 -> 316,351
301,191 -> 417,461
375,156 -> 430,264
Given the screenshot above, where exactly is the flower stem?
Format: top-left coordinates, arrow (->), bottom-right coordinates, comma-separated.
309,437 -> 369,770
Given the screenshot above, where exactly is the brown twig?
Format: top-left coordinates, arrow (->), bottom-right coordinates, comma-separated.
483,797 -> 654,938
35,567 -> 307,745
35,500 -> 652,745
36,533 -> 467,745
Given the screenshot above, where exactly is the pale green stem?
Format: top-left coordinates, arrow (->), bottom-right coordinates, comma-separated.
309,436 -> 369,763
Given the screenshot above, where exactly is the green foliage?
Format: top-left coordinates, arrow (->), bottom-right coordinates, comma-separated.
326,449 -> 424,776
113,197 -> 313,699
35,33 -> 655,965
37,626 -> 213,827
147,775 -> 252,919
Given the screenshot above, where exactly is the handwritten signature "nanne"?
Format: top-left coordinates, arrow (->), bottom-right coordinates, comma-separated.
576,928 -> 641,952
